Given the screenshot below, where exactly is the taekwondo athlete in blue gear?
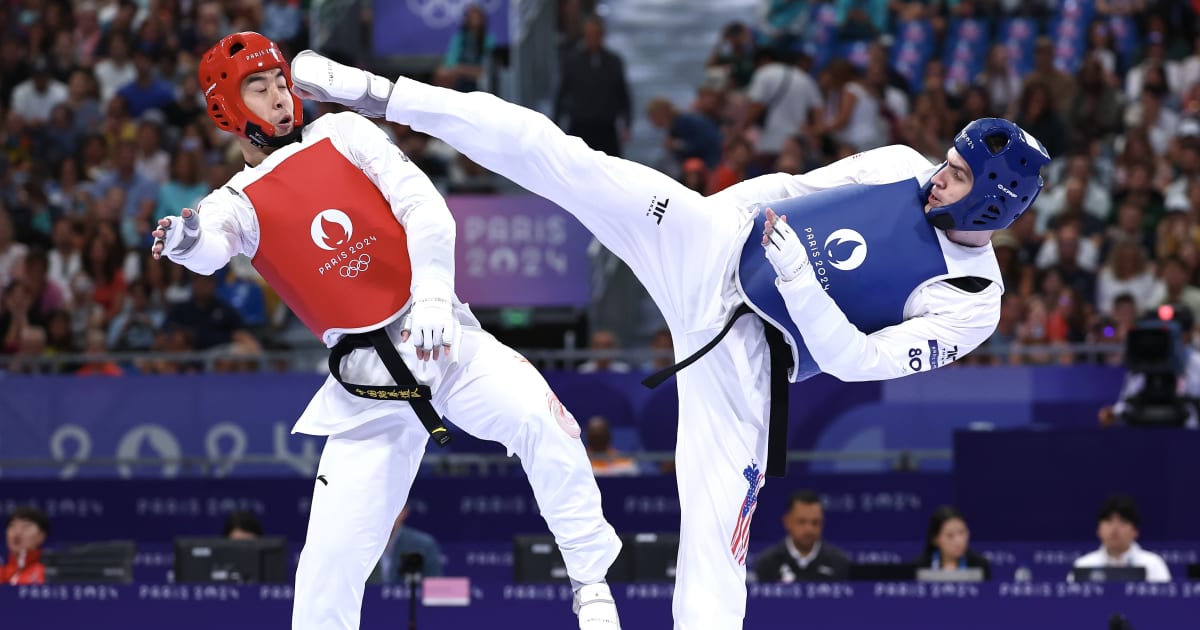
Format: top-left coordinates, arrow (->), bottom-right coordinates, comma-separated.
289,53 -> 1051,630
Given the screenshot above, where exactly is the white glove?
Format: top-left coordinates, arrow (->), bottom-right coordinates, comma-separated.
151,207 -> 201,260
761,208 -> 810,283
290,50 -> 394,119
401,290 -> 457,361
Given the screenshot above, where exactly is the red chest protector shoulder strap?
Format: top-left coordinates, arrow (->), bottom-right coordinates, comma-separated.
245,137 -> 412,341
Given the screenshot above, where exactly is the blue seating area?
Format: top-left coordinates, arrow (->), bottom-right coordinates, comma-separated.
791,0 -> 1159,91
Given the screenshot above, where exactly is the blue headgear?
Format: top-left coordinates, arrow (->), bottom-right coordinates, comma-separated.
924,118 -> 1051,232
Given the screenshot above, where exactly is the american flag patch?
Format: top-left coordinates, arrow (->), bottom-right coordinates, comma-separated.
730,463 -> 765,565
422,577 -> 471,606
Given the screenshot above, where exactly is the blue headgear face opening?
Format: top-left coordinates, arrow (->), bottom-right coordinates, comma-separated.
924,118 -> 1051,232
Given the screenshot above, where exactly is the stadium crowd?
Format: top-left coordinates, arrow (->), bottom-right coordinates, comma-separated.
1,0 -> 1199,375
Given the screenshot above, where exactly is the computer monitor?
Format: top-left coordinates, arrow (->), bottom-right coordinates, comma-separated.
625,533 -> 678,583
1070,566 -> 1147,583
1187,563 -> 1200,579
173,537 -> 289,584
43,541 -> 136,584
514,534 -> 662,583
847,563 -> 917,581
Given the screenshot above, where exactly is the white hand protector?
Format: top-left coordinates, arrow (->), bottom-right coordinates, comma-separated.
151,208 -> 201,260
761,208 -> 810,282
401,291 -> 457,361
290,50 -> 394,118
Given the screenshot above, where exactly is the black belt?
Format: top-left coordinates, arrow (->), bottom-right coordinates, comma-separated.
641,304 -> 792,478
328,328 -> 452,447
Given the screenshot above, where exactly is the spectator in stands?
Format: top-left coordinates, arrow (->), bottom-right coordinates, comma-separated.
1067,57 -> 1124,147
978,44 -> 1022,118
1156,256 -> 1200,317
439,4 -> 494,93
377,504 -> 444,583
223,511 -> 265,540
75,327 -> 122,376
554,16 -> 631,157
0,209 -> 28,292
680,157 -> 709,194
93,34 -> 136,104
978,292 -> 1023,365
707,136 -> 755,195
0,277 -> 36,356
116,47 -> 175,118
1044,179 -> 1108,239
163,272 -> 260,353
134,116 -> 170,184
577,329 -> 631,373
10,58 -> 68,126
43,309 -> 75,360
94,139 -> 160,247
915,505 -> 991,580
760,1 -> 810,57
1126,66 -> 1181,157
863,53 -> 908,145
642,328 -> 674,371
1023,37 -> 1076,113
79,225 -> 128,328
156,149 -> 208,227
706,22 -> 757,90
1014,80 -> 1067,162
1,506 -> 50,585
1072,495 -> 1172,581
214,266 -> 267,334
1037,216 -> 1101,271
18,246 -> 66,329
0,38 -> 31,107
954,86 -> 993,142
646,97 -> 723,169
43,104 -> 80,169
260,0 -> 305,53
818,58 -> 887,155
741,46 -> 823,171
108,277 -> 165,351
585,416 -> 638,477
1096,239 -> 1163,315
835,0 -> 888,41
752,490 -> 851,582
1125,30 -> 1181,104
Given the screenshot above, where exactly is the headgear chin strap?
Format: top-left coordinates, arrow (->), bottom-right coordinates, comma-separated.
924,118 -> 1051,232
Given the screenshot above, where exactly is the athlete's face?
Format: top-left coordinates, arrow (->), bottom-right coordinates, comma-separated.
925,147 -> 973,212
241,68 -> 295,136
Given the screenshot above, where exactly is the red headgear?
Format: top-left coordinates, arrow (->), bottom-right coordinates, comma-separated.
199,32 -> 304,147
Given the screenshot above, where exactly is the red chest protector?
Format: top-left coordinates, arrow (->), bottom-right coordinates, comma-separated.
245,138 -> 412,341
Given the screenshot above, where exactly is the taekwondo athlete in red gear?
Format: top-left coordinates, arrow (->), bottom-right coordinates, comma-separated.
151,32 -> 623,630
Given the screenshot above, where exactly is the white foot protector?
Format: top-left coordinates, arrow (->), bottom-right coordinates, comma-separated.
574,583 -> 621,630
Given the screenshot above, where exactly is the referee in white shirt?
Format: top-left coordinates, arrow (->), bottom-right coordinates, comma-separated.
1072,495 -> 1172,582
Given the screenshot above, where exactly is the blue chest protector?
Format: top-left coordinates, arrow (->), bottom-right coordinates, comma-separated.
736,178 -> 950,381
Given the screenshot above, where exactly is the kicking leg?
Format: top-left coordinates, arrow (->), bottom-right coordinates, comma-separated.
383,79 -> 746,328
291,51 -> 744,330
293,416 -> 428,630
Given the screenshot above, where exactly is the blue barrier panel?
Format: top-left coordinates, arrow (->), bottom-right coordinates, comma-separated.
5,582 -> 1199,630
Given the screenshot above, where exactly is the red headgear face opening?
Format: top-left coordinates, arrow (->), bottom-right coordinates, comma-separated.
198,32 -> 304,147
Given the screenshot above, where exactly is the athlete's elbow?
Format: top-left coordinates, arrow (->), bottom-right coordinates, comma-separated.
812,355 -> 866,382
